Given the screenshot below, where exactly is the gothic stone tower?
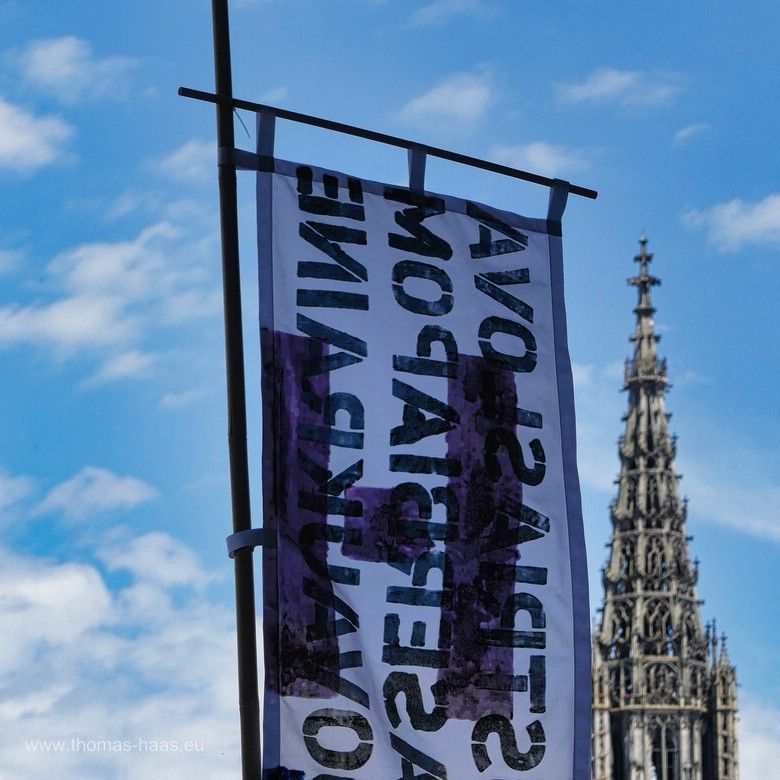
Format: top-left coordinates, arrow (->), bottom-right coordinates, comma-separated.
591,239 -> 739,780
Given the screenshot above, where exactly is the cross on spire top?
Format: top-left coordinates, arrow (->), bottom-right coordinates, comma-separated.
631,235 -> 659,286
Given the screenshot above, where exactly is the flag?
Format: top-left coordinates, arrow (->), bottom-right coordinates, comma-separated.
258,159 -> 590,779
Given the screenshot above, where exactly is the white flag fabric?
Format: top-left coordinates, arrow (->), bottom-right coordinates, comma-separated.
257,159 -> 590,779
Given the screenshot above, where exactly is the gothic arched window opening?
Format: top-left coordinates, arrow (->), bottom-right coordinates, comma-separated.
649,716 -> 680,780
646,663 -> 679,704
644,599 -> 674,654
620,537 -> 636,577
646,535 -> 666,575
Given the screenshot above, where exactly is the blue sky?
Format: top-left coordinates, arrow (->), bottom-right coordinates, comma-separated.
1,0 -> 779,776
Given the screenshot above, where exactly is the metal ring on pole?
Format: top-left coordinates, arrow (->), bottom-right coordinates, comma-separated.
226,528 -> 275,558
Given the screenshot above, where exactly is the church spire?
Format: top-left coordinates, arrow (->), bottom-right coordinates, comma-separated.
591,238 -> 739,780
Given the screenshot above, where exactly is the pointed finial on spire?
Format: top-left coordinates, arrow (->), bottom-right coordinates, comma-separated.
710,619 -> 719,666
720,632 -> 730,664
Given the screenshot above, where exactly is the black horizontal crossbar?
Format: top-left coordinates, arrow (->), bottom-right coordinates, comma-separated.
179,86 -> 598,201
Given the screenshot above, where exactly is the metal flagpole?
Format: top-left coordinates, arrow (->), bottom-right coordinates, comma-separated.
209,0 -> 262,777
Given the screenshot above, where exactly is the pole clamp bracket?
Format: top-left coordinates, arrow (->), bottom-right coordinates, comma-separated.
226,528 -> 275,558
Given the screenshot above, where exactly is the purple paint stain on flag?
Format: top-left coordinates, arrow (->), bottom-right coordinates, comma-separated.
341,486 -> 395,563
342,485 -> 434,565
440,354 -> 521,720
271,330 -> 341,699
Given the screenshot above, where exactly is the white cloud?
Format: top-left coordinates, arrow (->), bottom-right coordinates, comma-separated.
408,0 -> 491,27
683,193 -> 780,251
106,190 -> 164,220
673,122 -> 710,146
0,294 -> 133,351
0,550 -> 112,673
683,460 -> 780,545
34,467 -> 157,521
97,531 -> 216,590
558,67 -> 683,108
740,700 -> 780,779
260,85 -> 288,104
158,139 -> 214,185
492,141 -> 590,178
160,388 -> 207,410
51,222 -> 180,298
0,470 -> 33,510
14,36 -> 138,104
0,96 -> 74,173
0,685 -> 74,721
83,350 -> 157,386
399,72 -> 493,129
0,221 -> 221,358
0,541 -> 240,778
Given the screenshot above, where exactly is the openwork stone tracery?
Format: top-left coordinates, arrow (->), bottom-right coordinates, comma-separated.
591,239 -> 739,780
